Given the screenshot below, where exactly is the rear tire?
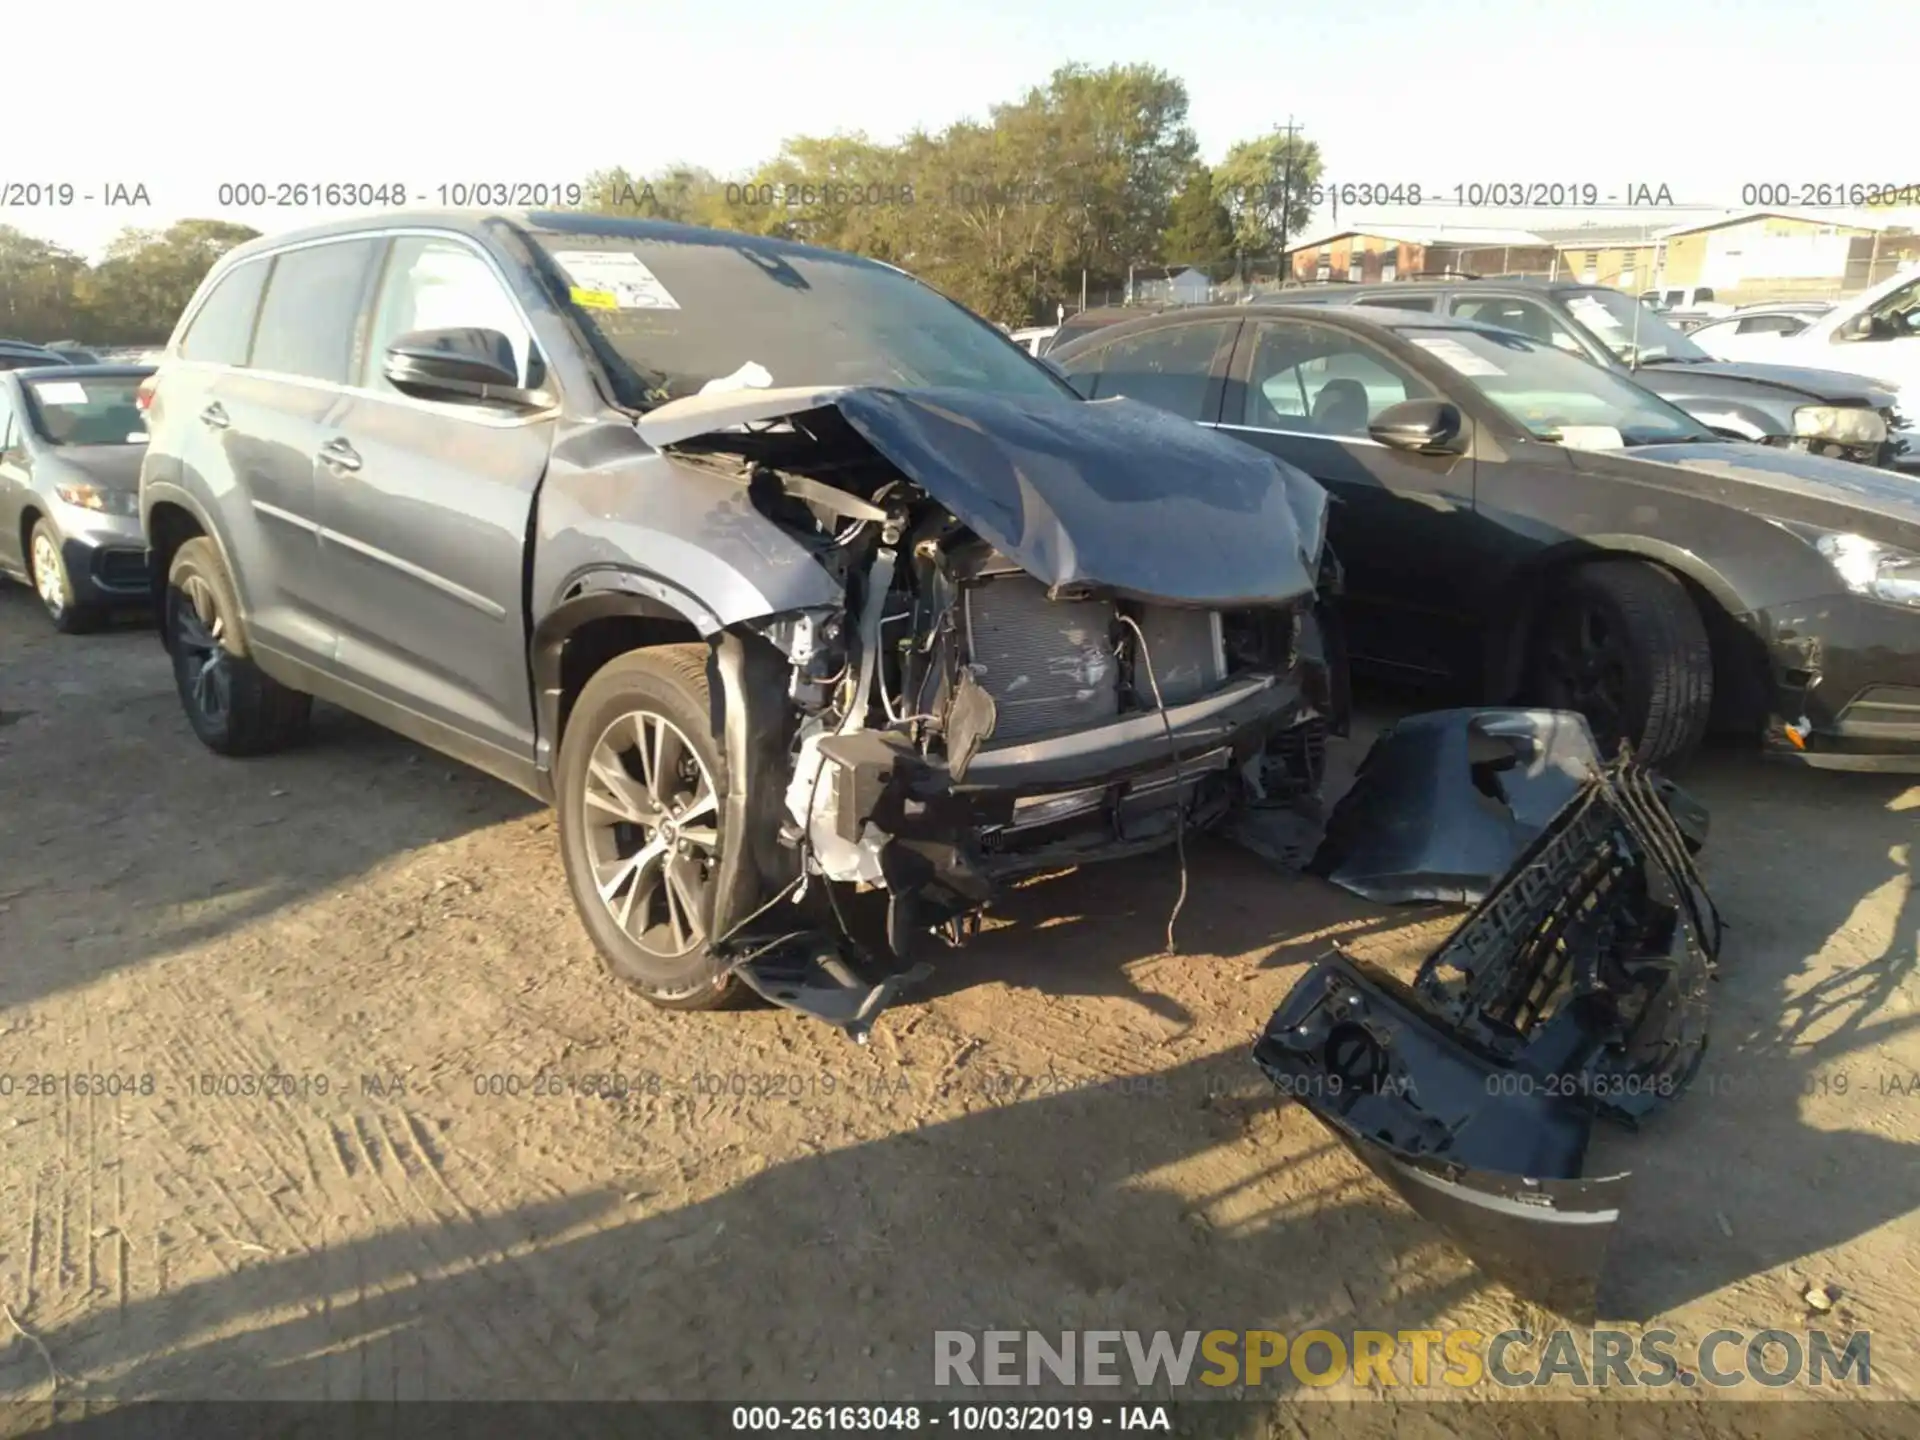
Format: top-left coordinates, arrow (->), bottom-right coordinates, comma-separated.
164,537 -> 312,755
1527,560 -> 1712,768
555,645 -> 745,1012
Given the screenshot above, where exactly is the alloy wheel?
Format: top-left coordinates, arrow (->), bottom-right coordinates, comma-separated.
578,709 -> 720,961
1538,601 -> 1632,745
173,574 -> 232,726
31,532 -> 66,619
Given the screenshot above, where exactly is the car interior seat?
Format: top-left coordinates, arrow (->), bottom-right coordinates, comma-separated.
1311,378 -> 1371,434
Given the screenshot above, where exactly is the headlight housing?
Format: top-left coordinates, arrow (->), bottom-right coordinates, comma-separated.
53,482 -> 139,517
1814,532 -> 1920,608
1793,405 -> 1888,446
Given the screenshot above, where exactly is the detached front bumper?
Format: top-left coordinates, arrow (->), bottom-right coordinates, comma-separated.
1757,591 -> 1920,771
1256,751 -> 1722,1314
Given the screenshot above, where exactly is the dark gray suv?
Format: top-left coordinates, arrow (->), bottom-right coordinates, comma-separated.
139,211 -> 1338,1030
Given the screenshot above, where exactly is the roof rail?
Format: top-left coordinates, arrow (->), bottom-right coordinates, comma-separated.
1411,268 -> 1483,282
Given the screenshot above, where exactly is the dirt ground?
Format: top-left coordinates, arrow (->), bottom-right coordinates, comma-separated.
1,582 -> 1917,1422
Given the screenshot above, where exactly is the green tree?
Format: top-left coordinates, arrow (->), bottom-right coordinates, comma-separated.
0,228 -> 88,341
580,165 -> 735,228
81,220 -> 260,345
1213,128 -> 1324,258
573,62 -> 1208,326
1160,166 -> 1235,268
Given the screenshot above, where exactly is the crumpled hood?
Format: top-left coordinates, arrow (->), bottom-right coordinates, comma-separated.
640,385 -> 1329,608
1648,359 -> 1899,408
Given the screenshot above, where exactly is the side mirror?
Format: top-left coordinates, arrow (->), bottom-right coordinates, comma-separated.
382,328 -> 545,409
1368,398 -> 1467,454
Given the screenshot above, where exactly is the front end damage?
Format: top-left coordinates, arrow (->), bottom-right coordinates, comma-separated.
1255,744 -> 1723,1314
641,386 -> 1337,1036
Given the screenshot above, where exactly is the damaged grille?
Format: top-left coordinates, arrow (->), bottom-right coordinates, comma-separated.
960,572 -> 1230,746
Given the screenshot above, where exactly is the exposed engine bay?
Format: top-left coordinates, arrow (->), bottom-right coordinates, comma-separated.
638,385 -> 1341,1036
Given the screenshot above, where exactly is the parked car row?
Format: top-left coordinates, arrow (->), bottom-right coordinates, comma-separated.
1048,297 -> 1920,774
1049,276 -> 1911,470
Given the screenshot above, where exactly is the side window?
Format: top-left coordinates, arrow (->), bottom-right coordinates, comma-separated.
250,239 -> 382,384
362,237 -> 540,394
1737,314 -> 1803,336
1241,321 -> 1434,437
1449,295 -> 1588,357
1862,277 -> 1920,337
178,260 -> 268,366
1088,321 -> 1234,419
0,389 -> 16,452
1356,295 -> 1436,312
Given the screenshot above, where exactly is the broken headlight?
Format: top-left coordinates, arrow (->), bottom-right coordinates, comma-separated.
1792,405 -> 1887,447
1813,531 -> 1920,609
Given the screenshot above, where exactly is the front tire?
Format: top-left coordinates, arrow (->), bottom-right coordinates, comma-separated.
555,645 -> 744,1012
1527,560 -> 1712,768
164,537 -> 312,755
29,519 -> 100,634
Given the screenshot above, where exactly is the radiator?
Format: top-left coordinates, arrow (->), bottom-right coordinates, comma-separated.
963,574 -> 1120,744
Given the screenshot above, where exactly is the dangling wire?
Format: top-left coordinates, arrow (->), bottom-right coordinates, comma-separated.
1117,613 -> 1188,955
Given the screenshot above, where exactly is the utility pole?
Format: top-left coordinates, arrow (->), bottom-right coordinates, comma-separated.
1277,117 -> 1302,259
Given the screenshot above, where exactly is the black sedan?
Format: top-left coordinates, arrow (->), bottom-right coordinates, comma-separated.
0,366 -> 155,631
1053,304 -> 1920,771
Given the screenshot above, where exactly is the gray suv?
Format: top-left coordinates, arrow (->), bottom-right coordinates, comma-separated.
139,211 -> 1337,1030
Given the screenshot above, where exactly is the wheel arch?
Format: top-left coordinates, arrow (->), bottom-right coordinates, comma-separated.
142,486 -> 236,650
531,569 -> 720,768
1486,535 -> 1770,732
19,503 -> 45,570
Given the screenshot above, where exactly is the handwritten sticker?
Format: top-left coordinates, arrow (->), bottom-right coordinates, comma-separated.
550,251 -> 681,310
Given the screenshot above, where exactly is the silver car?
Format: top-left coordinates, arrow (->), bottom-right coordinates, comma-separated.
0,366 -> 154,631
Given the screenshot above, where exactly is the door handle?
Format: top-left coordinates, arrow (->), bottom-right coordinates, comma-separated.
199,402 -> 230,430
318,438 -> 362,473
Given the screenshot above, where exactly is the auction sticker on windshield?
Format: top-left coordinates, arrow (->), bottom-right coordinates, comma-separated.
550,251 -> 681,310
1410,336 -> 1505,376
1567,295 -> 1624,332
33,381 -> 91,405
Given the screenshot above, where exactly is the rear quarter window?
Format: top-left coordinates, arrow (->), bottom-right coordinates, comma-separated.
179,259 -> 269,365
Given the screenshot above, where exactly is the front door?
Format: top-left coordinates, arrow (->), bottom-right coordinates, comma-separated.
1217,317 -> 1483,680
312,233 -> 557,762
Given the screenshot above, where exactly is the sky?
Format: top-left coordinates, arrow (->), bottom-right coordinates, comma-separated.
13,0 -> 1917,259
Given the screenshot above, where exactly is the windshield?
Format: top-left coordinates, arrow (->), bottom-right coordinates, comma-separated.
1403,326 -> 1717,447
22,375 -> 149,446
1558,287 -> 1709,363
523,226 -> 1076,410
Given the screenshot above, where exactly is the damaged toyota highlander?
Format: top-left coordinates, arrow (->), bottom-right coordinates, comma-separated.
137,212 -> 1340,1033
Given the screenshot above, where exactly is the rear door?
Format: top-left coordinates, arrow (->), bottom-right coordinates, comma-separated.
1059,317 -> 1239,417
1217,317 -> 1486,679
165,242 -> 382,668
311,232 -> 557,761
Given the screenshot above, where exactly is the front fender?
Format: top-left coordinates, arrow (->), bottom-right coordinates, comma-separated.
531,446 -> 845,636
